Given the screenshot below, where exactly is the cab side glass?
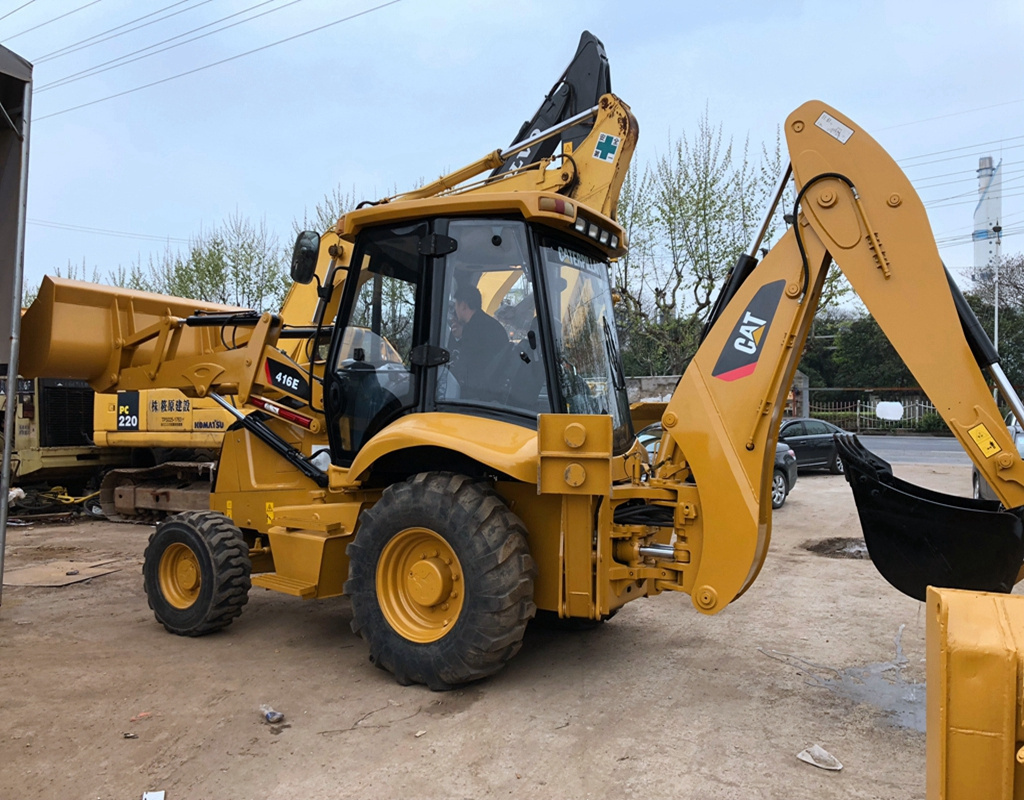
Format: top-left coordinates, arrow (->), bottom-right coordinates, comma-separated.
291,231 -> 320,284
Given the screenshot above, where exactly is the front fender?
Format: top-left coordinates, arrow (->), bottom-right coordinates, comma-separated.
347,412 -> 539,484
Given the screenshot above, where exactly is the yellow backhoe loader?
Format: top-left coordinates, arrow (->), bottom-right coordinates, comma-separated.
12,37 -> 1024,799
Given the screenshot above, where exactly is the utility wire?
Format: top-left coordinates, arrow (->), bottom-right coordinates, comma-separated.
28,218 -> 189,243
900,142 -> 1024,170
3,0 -> 105,42
34,0 -> 403,121
38,0 -> 301,93
926,188 -> 1024,211
910,161 -> 1024,188
897,134 -> 1024,163
920,173 -> 1024,205
875,97 -> 1024,132
0,1 -> 37,25
915,166 -> 1024,193
34,0 -> 204,64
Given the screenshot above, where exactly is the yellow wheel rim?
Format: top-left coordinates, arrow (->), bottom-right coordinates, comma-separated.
377,527 -> 464,644
159,542 -> 202,609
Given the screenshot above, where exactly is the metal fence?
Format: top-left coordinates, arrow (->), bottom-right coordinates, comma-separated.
805,398 -> 941,434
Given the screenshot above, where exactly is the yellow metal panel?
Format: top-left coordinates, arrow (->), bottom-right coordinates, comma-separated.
346,412 -> 539,486
561,495 -> 595,618
264,526 -> 351,599
537,413 -> 612,496
926,587 -> 1024,800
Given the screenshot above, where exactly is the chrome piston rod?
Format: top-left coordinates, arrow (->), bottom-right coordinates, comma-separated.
638,543 -> 676,561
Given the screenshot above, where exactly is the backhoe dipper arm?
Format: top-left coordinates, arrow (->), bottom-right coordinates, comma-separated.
660,101 -> 1024,613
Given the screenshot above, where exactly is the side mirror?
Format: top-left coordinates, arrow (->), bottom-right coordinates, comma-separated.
291,231 -> 320,284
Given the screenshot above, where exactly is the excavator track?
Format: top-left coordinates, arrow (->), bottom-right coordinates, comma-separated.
99,462 -> 216,523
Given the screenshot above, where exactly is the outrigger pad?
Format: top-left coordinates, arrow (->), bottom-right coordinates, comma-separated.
835,434 -> 1024,601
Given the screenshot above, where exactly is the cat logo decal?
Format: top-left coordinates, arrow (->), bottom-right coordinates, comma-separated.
711,280 -> 786,382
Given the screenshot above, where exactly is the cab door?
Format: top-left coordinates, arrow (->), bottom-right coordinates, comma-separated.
323,222 -> 428,465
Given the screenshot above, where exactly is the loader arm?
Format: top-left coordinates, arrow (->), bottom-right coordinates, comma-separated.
659,101 -> 1024,613
19,276 -> 280,400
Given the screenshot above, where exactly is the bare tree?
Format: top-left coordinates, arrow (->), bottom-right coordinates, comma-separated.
130,212 -> 289,311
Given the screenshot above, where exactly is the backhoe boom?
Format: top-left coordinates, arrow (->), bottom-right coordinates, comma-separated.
660,101 -> 1024,611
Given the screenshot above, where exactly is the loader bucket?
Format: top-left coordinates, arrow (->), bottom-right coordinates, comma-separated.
835,434 -> 1024,601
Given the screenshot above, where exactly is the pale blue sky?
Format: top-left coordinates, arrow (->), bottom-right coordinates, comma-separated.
3,0 -> 1022,291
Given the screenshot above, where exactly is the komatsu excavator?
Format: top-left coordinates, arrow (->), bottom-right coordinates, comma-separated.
13,35 -> 1024,799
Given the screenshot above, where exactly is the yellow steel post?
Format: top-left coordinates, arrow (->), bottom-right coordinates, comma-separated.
927,587 -> 1024,799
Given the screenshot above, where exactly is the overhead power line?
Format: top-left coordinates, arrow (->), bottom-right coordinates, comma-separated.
0,1 -> 37,25
34,0 -> 206,64
907,160 -> 1024,188
897,134 -> 1024,163
34,0 -> 403,121
875,97 -> 1024,132
3,0 -> 105,42
38,0 -> 304,93
920,173 -> 1024,205
900,142 -> 1024,170
28,218 -> 190,244
925,188 -> 1024,211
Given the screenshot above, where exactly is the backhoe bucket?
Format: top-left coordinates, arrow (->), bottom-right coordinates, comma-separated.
835,434 -> 1024,601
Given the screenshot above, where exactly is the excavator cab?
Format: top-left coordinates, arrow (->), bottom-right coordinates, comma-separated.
307,213 -> 634,467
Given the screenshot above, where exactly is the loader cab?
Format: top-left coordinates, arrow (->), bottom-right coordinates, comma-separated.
320,215 -> 634,465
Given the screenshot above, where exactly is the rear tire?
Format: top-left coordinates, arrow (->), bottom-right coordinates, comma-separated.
142,511 -> 251,636
771,470 -> 788,509
346,472 -> 536,690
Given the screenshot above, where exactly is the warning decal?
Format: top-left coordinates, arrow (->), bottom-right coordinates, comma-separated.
968,423 -> 1002,459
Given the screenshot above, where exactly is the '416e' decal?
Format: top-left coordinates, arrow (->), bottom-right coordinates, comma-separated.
264,360 -> 310,399
711,280 -> 786,382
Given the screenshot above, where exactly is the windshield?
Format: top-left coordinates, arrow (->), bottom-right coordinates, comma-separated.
538,232 -> 633,453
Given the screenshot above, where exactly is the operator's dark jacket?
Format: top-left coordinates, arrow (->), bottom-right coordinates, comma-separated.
453,310 -> 508,401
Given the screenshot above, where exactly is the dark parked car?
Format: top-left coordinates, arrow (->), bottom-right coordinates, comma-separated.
637,423 -> 798,509
973,412 -> 1024,501
779,417 -> 847,474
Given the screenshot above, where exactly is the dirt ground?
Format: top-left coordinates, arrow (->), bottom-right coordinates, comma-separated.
0,464 -> 971,800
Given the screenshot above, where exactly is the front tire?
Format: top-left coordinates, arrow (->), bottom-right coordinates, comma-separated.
142,511 -> 251,636
346,472 -> 536,690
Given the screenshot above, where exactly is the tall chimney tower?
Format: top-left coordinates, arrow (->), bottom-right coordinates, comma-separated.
974,156 -> 1003,272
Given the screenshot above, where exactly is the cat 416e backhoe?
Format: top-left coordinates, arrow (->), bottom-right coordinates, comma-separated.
14,35 -> 1024,800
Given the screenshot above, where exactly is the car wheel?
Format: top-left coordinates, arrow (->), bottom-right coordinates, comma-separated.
771,470 -> 788,509
829,450 -> 844,475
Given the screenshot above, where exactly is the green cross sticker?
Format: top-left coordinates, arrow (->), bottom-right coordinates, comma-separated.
593,132 -> 620,163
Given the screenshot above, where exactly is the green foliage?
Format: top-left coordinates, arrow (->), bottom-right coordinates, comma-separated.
831,316 -> 915,388
126,212 -> 289,311
615,111 -> 796,376
916,412 -> 950,434
810,409 -> 859,431
963,283 -> 1024,389
292,184 -> 360,236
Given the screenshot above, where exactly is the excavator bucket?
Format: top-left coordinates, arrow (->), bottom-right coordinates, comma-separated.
835,434 -> 1024,601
